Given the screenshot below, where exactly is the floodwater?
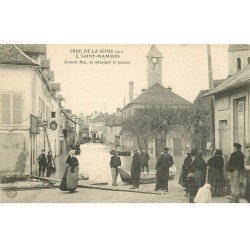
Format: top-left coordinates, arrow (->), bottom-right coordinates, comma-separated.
54,142 -> 182,183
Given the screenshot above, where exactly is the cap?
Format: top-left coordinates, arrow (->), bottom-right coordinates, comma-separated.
234,143 -> 242,149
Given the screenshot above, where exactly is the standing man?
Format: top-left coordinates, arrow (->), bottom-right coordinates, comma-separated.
141,148 -> 150,174
155,147 -> 174,192
226,143 -> 245,202
37,149 -> 47,177
109,151 -> 121,186
130,149 -> 141,189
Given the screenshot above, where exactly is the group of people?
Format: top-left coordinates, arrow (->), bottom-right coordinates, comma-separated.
54,141 -> 247,202
109,147 -> 174,191
179,142 -> 246,203
37,149 -> 54,177
109,148 -> 151,188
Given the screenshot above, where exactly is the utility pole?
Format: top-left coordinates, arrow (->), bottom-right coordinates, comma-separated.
207,44 -> 215,151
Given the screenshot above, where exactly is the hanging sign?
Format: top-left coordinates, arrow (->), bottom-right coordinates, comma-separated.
50,121 -> 57,131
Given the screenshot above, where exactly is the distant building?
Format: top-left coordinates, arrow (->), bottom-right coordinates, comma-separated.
104,109 -> 122,149
192,79 -> 224,153
228,44 -> 250,76
89,113 -> 107,140
121,45 -> 192,157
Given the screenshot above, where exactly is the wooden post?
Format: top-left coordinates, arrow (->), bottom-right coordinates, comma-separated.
207,45 -> 215,151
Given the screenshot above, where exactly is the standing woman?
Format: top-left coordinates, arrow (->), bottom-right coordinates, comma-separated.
60,150 -> 79,193
207,149 -> 225,197
192,150 -> 207,189
178,153 -> 192,195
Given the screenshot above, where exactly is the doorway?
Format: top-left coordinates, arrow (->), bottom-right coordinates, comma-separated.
219,120 -> 229,163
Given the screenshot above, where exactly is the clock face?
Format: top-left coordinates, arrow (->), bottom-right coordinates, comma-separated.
152,57 -> 158,64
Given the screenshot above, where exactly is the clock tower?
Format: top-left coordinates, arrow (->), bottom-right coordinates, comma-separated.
147,45 -> 163,88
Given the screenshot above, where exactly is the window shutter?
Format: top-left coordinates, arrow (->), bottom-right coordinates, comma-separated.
2,94 -> 11,124
13,94 -> 22,124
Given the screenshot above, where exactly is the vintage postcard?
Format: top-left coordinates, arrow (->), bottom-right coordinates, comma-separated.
0,44 -> 249,203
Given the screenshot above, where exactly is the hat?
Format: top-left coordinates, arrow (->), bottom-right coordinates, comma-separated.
234,143 -> 242,149
69,150 -> 75,155
133,148 -> 139,152
163,147 -> 169,152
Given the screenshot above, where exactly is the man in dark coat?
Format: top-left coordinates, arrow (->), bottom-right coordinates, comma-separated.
37,149 -> 47,177
155,147 -> 174,192
130,149 -> 141,189
226,143 -> 245,201
141,148 -> 150,173
110,151 -> 121,186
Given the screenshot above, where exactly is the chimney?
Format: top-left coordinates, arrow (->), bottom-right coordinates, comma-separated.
141,88 -> 146,93
116,108 -> 121,113
129,81 -> 134,103
167,85 -> 172,91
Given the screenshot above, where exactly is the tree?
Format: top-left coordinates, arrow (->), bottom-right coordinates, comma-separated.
122,104 -> 192,150
122,102 -> 210,152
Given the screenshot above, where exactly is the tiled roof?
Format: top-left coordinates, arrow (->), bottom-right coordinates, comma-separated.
0,44 -> 39,66
128,83 -> 192,107
204,65 -> 250,96
228,44 -> 250,52
16,44 -> 47,54
147,45 -> 163,58
193,90 -> 209,104
90,113 -> 107,123
41,59 -> 50,69
50,83 -> 61,91
105,113 -> 122,126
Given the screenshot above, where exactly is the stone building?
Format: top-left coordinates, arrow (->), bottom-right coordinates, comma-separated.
121,45 -> 192,157
205,44 -> 250,163
89,113 -> 107,141
0,44 -> 62,176
104,109 -> 122,149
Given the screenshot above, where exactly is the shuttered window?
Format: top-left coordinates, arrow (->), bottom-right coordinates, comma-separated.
13,94 -> 22,124
1,94 -> 11,124
0,93 -> 22,125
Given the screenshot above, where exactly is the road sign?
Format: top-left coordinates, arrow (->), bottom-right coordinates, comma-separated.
30,115 -> 39,134
38,121 -> 48,127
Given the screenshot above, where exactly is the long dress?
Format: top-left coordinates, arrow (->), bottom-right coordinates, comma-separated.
178,156 -> 192,187
207,155 -> 225,197
192,156 -> 207,189
60,155 -> 79,191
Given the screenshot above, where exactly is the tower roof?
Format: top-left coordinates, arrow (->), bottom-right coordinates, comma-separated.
147,45 -> 163,58
228,44 -> 250,52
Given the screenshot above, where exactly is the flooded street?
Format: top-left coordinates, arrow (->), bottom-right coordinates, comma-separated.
78,142 -> 133,184
60,142 -> 182,184
53,142 -> 183,186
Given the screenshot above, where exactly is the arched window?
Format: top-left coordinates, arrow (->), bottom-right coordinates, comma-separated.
237,58 -> 241,70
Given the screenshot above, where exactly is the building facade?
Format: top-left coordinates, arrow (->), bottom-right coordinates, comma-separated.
121,45 -> 192,157
0,44 -> 62,176
206,44 -> 250,163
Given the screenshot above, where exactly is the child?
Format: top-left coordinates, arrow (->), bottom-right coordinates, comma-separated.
186,173 -> 198,203
194,183 -> 212,203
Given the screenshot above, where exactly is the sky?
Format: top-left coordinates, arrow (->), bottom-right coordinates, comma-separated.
47,45 -> 229,115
